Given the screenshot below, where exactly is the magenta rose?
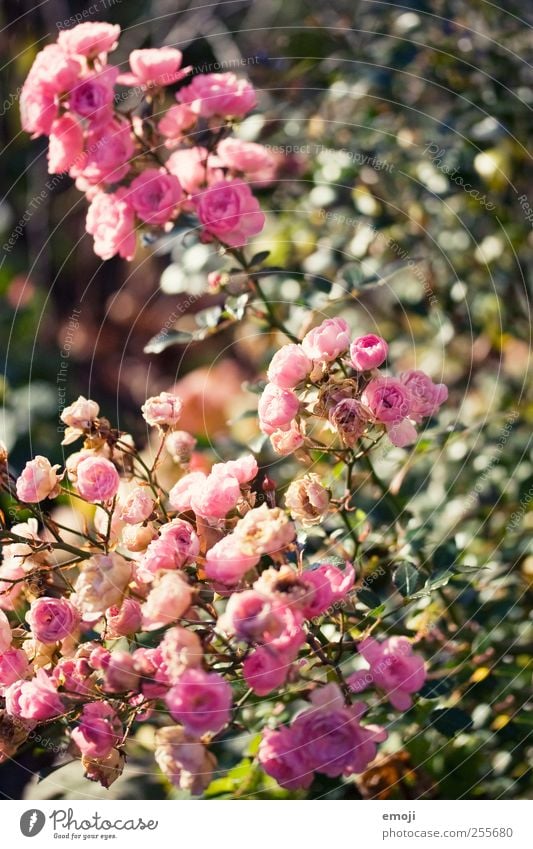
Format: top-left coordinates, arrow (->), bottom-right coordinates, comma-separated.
86,189 -> 136,260
177,72 -> 257,117
71,701 -> 122,758
194,179 -> 265,247
26,596 -> 79,643
349,334 -> 388,371
128,169 -> 183,226
165,667 -> 232,735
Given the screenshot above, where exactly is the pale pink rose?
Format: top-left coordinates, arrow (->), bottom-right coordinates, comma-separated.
118,47 -> 189,88
313,561 -> 355,604
165,667 -> 232,735
243,646 -> 290,695
194,179 -> 265,247
26,597 -> 79,643
141,391 -> 183,426
178,72 -> 256,117
218,590 -> 281,642
211,454 -> 258,485
119,487 -> 155,524
105,599 -> 142,637
75,455 -> 119,502
258,726 -> 314,790
270,423 -> 304,455
165,431 -> 197,463
349,636 -> 426,710
141,572 -> 193,630
73,118 -> 133,185
267,344 -> 311,389
258,383 -> 299,433
159,626 -> 203,682
16,456 -> 62,503
128,169 -> 183,226
300,570 -> 334,619
103,651 -> 140,693
350,334 -> 388,370
329,398 -> 367,445
23,44 -> 81,95
48,114 -> 84,173
5,668 -> 64,721
234,504 -> 295,557
301,317 -> 350,362
266,605 -> 306,658
154,726 -> 215,796
73,554 -> 132,622
166,147 -> 213,195
86,188 -> 136,261
0,610 -> 12,653
190,472 -> 241,520
0,562 -> 26,611
285,474 -> 330,527
168,471 -> 207,512
71,702 -> 122,758
216,138 -> 276,183
137,519 -> 199,582
0,648 -> 30,695
68,65 -> 118,126
121,523 -> 157,552
400,370 -> 448,422
158,104 -> 196,146
19,84 -> 57,137
204,534 -> 259,586
58,22 -> 120,59
361,376 -> 417,447
60,395 -> 99,429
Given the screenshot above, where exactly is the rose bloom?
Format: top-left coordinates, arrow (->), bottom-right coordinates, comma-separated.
270,423 -> 304,455
105,599 -> 142,637
19,84 -> 57,137
258,726 -> 314,791
190,472 -> 241,521
81,749 -> 125,789
285,474 -> 330,527
137,519 -> 199,582
210,454 -> 258,485
68,65 -> 118,126
177,72 -> 257,117
118,47 -> 189,88
5,668 -> 64,721
141,572 -> 193,631
218,590 -> 281,642
0,610 -> 12,653
301,317 -> 351,362
361,376 -> 417,448
168,471 -> 207,512
71,702 -> 122,759
400,370 -> 448,422
216,138 -> 276,183
194,179 -> 265,247
121,523 -> 157,552
58,22 -> 120,59
155,725 -> 216,796
243,646 -> 290,696
141,392 -> 183,427
48,114 -> 84,174
73,118 -> 134,185
329,398 -> 367,446
61,395 -> 99,429
0,562 -> 26,612
258,383 -> 299,434
349,334 -> 388,371
86,188 -> 136,261
165,430 -> 197,464
165,668 -> 232,735
75,455 -> 120,502
16,456 -> 62,503
26,597 -> 79,643
103,651 -> 140,694
267,344 -> 312,389
348,636 -> 426,710
158,104 -> 196,146
159,626 -> 203,682
118,487 -> 155,524
0,649 -> 30,695
23,44 -> 81,96
234,504 -> 296,557
204,533 -> 259,586
128,169 -> 183,226
166,147 -> 216,195
72,554 -> 132,622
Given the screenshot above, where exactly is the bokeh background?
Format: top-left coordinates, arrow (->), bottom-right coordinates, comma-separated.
0,0 -> 531,799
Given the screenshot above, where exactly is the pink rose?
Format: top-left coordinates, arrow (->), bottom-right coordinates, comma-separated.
128,169 -> 183,226
5,668 -> 64,721
190,472 -> 241,521
20,85 -> 57,137
258,726 -> 313,790
350,334 -> 388,371
119,487 -> 155,524
141,572 -> 193,630
211,454 -> 258,485
349,636 -> 426,710
118,47 -> 189,88
86,189 -> 136,261
218,590 -> 281,642
301,562 -> 354,618
301,317 -> 350,362
270,423 -> 304,455
71,702 -> 122,758
154,726 -> 215,796
24,44 -> 81,95
68,65 -> 118,126
243,646 -> 290,695
26,597 -> 79,643
73,118 -> 133,185
0,610 -> 12,652
103,651 -> 140,694
58,22 -> 120,59
285,474 -> 330,527
141,391 -> 183,427
166,147 -> 215,195
16,456 -> 62,503
168,471 -> 207,512
267,344 -> 312,389
361,376 -> 417,448
165,667 -> 232,735
0,648 -> 30,695
329,398 -> 367,445
194,179 -> 265,247
258,383 -> 299,433
60,395 -> 99,429
105,599 -> 142,637
137,519 -> 199,582
400,370 -> 448,422
75,455 -> 120,502
165,430 -> 197,463
73,553 -> 132,622
234,505 -> 296,557
48,114 -> 84,174
216,138 -> 276,183
204,534 -> 259,586
158,104 -> 196,146
178,72 -> 256,117
159,626 -> 203,682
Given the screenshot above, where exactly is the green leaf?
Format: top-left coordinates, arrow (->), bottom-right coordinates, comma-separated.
419,677 -> 454,699
250,250 -> 271,266
431,707 -> 473,736
143,330 -> 194,354
432,541 -> 458,572
393,562 -> 424,597
356,588 -> 382,609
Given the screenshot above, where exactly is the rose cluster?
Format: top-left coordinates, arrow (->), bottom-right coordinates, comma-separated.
20,22 -> 271,261
258,318 -> 448,454
0,389 -> 428,794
